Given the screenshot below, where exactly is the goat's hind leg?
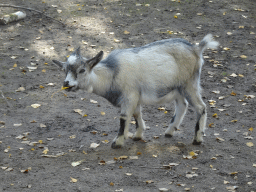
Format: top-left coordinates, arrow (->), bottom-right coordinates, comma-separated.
165,96 -> 188,137
133,104 -> 146,141
184,89 -> 206,145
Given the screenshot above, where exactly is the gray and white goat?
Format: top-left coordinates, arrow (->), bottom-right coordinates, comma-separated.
53,34 -> 219,148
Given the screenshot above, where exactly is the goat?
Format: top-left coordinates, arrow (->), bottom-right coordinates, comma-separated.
53,34 -> 219,148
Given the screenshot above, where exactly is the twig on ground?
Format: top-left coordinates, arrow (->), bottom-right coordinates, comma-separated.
0,90 -> 13,108
0,4 -> 65,26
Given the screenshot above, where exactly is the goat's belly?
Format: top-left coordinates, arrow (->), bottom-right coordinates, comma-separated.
139,91 -> 178,105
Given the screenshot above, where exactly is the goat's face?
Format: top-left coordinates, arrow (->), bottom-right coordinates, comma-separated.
53,47 -> 103,92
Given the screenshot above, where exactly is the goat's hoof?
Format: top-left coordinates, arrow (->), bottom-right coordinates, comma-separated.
111,142 -> 122,149
192,140 -> 202,145
165,134 -> 173,138
133,137 -> 142,141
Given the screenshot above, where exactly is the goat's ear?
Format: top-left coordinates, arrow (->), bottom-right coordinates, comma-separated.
52,60 -> 65,69
71,47 -> 81,57
87,51 -> 104,70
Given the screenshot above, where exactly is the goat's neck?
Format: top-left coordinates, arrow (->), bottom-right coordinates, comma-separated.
89,65 -> 113,96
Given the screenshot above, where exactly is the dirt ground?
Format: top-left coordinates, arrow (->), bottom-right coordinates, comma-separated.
0,0 -> 256,191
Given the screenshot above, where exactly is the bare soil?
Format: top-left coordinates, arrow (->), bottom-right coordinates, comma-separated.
0,0 -> 256,191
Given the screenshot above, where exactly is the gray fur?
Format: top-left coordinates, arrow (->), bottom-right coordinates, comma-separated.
53,34 -> 219,148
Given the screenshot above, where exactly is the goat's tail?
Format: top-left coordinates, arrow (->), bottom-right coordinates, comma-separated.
198,34 -> 219,53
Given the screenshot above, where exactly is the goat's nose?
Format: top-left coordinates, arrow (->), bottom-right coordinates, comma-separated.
63,81 -> 69,87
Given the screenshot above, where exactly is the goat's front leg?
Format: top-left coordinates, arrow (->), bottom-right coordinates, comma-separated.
111,114 -> 132,149
111,99 -> 138,149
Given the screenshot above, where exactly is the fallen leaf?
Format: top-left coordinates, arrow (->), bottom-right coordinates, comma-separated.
230,73 -> 237,77
90,143 -> 100,148
71,160 -> 84,167
42,148 -> 49,154
146,180 -> 154,184
123,30 -> 130,34
159,188 -> 168,191
106,160 -> 115,164
42,69 -> 46,73
246,142 -> 254,147
240,55 -> 247,59
31,104 -> 41,108
129,156 -> 138,160
40,124 -> 47,128
209,123 -> 215,128
16,87 -> 25,92
216,137 -> 225,142
114,39 -> 120,43
27,66 -> 37,72
245,95 -> 255,99
223,47 -> 230,51
16,135 -> 25,139
110,182 -> 114,186
125,173 -> 132,176
118,155 -> 128,160
248,127 -> 253,132
212,113 -> 218,118
69,135 -> 76,139
189,151 -> 196,157
231,119 -> 237,123
226,186 -> 238,190
230,91 -> 237,96
90,99 -> 98,104
20,169 -> 29,173
102,140 -> 109,144
101,112 -> 105,115
212,90 -> 220,94
1,167 -> 8,170
14,123 -> 22,127
70,177 -> 77,183
183,155 -> 193,159
5,167 -> 14,172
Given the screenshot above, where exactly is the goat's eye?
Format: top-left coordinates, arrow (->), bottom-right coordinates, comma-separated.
79,69 -> 85,74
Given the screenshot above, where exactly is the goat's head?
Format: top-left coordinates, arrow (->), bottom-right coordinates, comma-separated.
53,47 -> 103,92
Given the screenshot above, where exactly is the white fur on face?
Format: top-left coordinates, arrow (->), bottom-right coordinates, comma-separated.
67,55 -> 78,65
65,72 -> 78,87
